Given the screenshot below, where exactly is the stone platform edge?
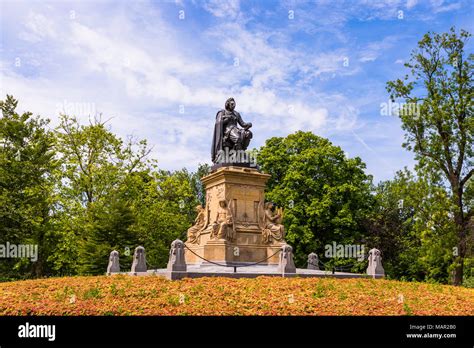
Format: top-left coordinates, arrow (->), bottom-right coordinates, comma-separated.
108,268 -> 384,280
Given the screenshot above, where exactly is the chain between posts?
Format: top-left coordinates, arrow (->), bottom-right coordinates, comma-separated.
317,259 -> 359,273
123,253 -> 358,273
183,244 -> 281,273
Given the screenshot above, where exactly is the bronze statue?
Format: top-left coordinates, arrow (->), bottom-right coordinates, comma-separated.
262,202 -> 285,244
211,98 -> 253,164
210,200 -> 235,241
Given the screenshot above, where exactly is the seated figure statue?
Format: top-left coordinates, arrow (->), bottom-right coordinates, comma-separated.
262,202 -> 285,244
211,98 -> 253,164
210,200 -> 235,241
186,205 -> 206,244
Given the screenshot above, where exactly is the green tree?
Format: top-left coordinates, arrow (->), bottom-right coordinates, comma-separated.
191,163 -> 210,206
54,114 -> 201,273
258,131 -> 374,268
55,114 -> 153,274
0,97 -> 215,277
367,169 -> 457,283
387,28 -> 473,285
0,95 -> 57,278
130,169 -> 200,268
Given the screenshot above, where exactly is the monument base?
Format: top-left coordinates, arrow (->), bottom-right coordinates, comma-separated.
184,166 -> 288,267
147,266 -> 378,280
210,162 -> 257,172
185,240 -> 283,266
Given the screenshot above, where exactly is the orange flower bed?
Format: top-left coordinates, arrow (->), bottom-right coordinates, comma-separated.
0,275 -> 472,316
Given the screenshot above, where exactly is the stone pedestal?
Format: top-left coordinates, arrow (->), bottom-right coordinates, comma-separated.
185,166 -> 285,266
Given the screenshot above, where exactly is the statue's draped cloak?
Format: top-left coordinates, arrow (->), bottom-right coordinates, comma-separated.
211,110 -> 225,163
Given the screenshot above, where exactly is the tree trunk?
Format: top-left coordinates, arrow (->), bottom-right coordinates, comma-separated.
452,185 -> 466,286
453,241 -> 464,286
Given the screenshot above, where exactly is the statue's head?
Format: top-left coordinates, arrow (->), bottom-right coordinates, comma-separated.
225,98 -> 236,111
195,204 -> 203,212
265,202 -> 274,210
219,200 -> 227,208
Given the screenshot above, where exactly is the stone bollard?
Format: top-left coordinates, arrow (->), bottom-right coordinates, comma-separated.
131,246 -> 147,273
367,248 -> 384,277
107,250 -> 120,274
307,252 -> 319,270
278,244 -> 296,274
167,239 -> 187,272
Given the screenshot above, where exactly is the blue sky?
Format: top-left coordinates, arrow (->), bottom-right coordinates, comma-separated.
1,0 -> 473,182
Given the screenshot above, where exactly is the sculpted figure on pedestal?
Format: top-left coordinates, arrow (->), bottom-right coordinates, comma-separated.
211,98 -> 253,164
211,200 -> 235,241
262,202 -> 285,244
186,205 -> 208,244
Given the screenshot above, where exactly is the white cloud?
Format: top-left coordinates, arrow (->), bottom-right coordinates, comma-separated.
359,54 -> 377,63
203,0 -> 240,18
18,11 -> 56,43
2,2 -> 336,171
407,0 -> 418,9
2,0 -> 452,180
433,2 -> 462,13
429,0 -> 462,13
358,36 -> 400,63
